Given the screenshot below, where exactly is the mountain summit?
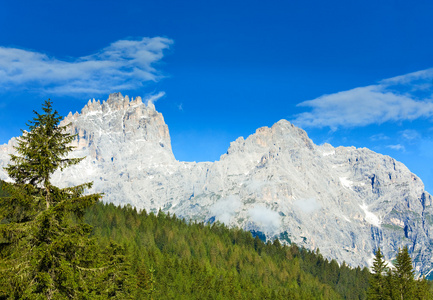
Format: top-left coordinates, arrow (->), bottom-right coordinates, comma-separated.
1,93 -> 433,276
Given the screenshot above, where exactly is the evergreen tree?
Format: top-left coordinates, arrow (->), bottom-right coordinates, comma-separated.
393,246 -> 415,300
415,276 -> 432,300
368,248 -> 389,300
5,100 -> 84,209
0,100 -> 131,299
384,267 -> 397,300
367,246 -> 433,300
0,180 -> 8,198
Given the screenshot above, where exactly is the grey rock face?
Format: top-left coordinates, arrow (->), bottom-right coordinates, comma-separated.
1,93 -> 433,276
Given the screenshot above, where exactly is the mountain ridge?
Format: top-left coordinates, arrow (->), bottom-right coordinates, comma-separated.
1,93 -> 433,277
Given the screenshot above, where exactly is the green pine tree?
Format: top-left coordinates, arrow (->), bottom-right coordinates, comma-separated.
415,276 -> 433,300
0,100 -> 132,299
384,267 -> 397,300
5,100 -> 84,209
393,246 -> 415,300
368,248 -> 389,300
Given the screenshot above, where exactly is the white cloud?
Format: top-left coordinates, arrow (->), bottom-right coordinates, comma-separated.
145,91 -> 166,105
400,129 -> 420,141
0,37 -> 173,95
209,195 -> 242,224
386,144 -> 405,151
381,68 -> 433,85
293,198 -> 321,213
370,133 -> 390,141
292,68 -> 433,130
248,205 -> 281,233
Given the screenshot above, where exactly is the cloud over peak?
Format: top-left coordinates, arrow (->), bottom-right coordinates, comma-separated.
0,37 -> 173,95
292,68 -> 433,130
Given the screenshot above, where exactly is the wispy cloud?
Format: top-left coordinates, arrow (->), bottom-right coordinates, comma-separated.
386,144 -> 406,151
292,68 -> 433,130
145,91 -> 166,105
248,205 -> 281,234
400,129 -> 420,141
0,37 -> 173,95
293,198 -> 321,214
370,133 -> 390,141
209,195 -> 242,224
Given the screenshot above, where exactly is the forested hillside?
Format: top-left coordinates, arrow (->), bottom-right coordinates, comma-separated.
1,176 -> 369,299
0,181 -> 7,198
83,201 -> 371,299
3,180 -> 433,298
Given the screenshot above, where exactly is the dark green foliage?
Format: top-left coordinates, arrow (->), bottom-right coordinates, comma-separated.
0,100 -> 131,299
2,177 -> 433,299
83,202 -> 373,299
394,246 -> 416,299
415,276 -> 433,300
368,248 -> 388,300
5,100 -> 83,210
0,181 -> 8,198
367,246 -> 433,300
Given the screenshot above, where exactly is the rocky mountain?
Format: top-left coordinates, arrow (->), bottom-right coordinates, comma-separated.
1,92 -> 433,277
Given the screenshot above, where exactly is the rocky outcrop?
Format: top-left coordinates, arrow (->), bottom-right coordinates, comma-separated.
1,93 -> 433,277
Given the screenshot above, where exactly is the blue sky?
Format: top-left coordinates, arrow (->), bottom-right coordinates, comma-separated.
1,1 -> 433,192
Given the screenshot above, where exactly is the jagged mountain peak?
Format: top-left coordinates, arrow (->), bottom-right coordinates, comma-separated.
60,93 -> 173,160
66,93 -> 153,118
225,119 -> 315,157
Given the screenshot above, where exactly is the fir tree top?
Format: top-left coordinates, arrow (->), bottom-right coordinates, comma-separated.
5,99 -> 83,208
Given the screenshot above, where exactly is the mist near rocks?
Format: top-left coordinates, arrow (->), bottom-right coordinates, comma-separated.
209,195 -> 242,224
248,205 -> 281,234
294,198 -> 322,214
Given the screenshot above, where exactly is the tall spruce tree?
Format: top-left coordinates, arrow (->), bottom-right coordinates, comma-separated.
393,246 -> 415,300
367,246 -> 433,300
415,275 -> 433,300
368,248 -> 389,300
5,100 -> 84,209
0,100 -> 133,299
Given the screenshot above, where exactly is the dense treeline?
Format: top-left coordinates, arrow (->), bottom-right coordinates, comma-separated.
3,182 -> 433,299
1,178 -> 370,299
84,202 -> 371,299
0,181 -> 7,198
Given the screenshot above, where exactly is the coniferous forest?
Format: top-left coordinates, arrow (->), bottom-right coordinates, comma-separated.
0,100 -> 432,299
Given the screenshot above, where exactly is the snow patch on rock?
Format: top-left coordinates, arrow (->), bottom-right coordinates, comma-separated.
340,177 -> 353,188
360,203 -> 381,227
